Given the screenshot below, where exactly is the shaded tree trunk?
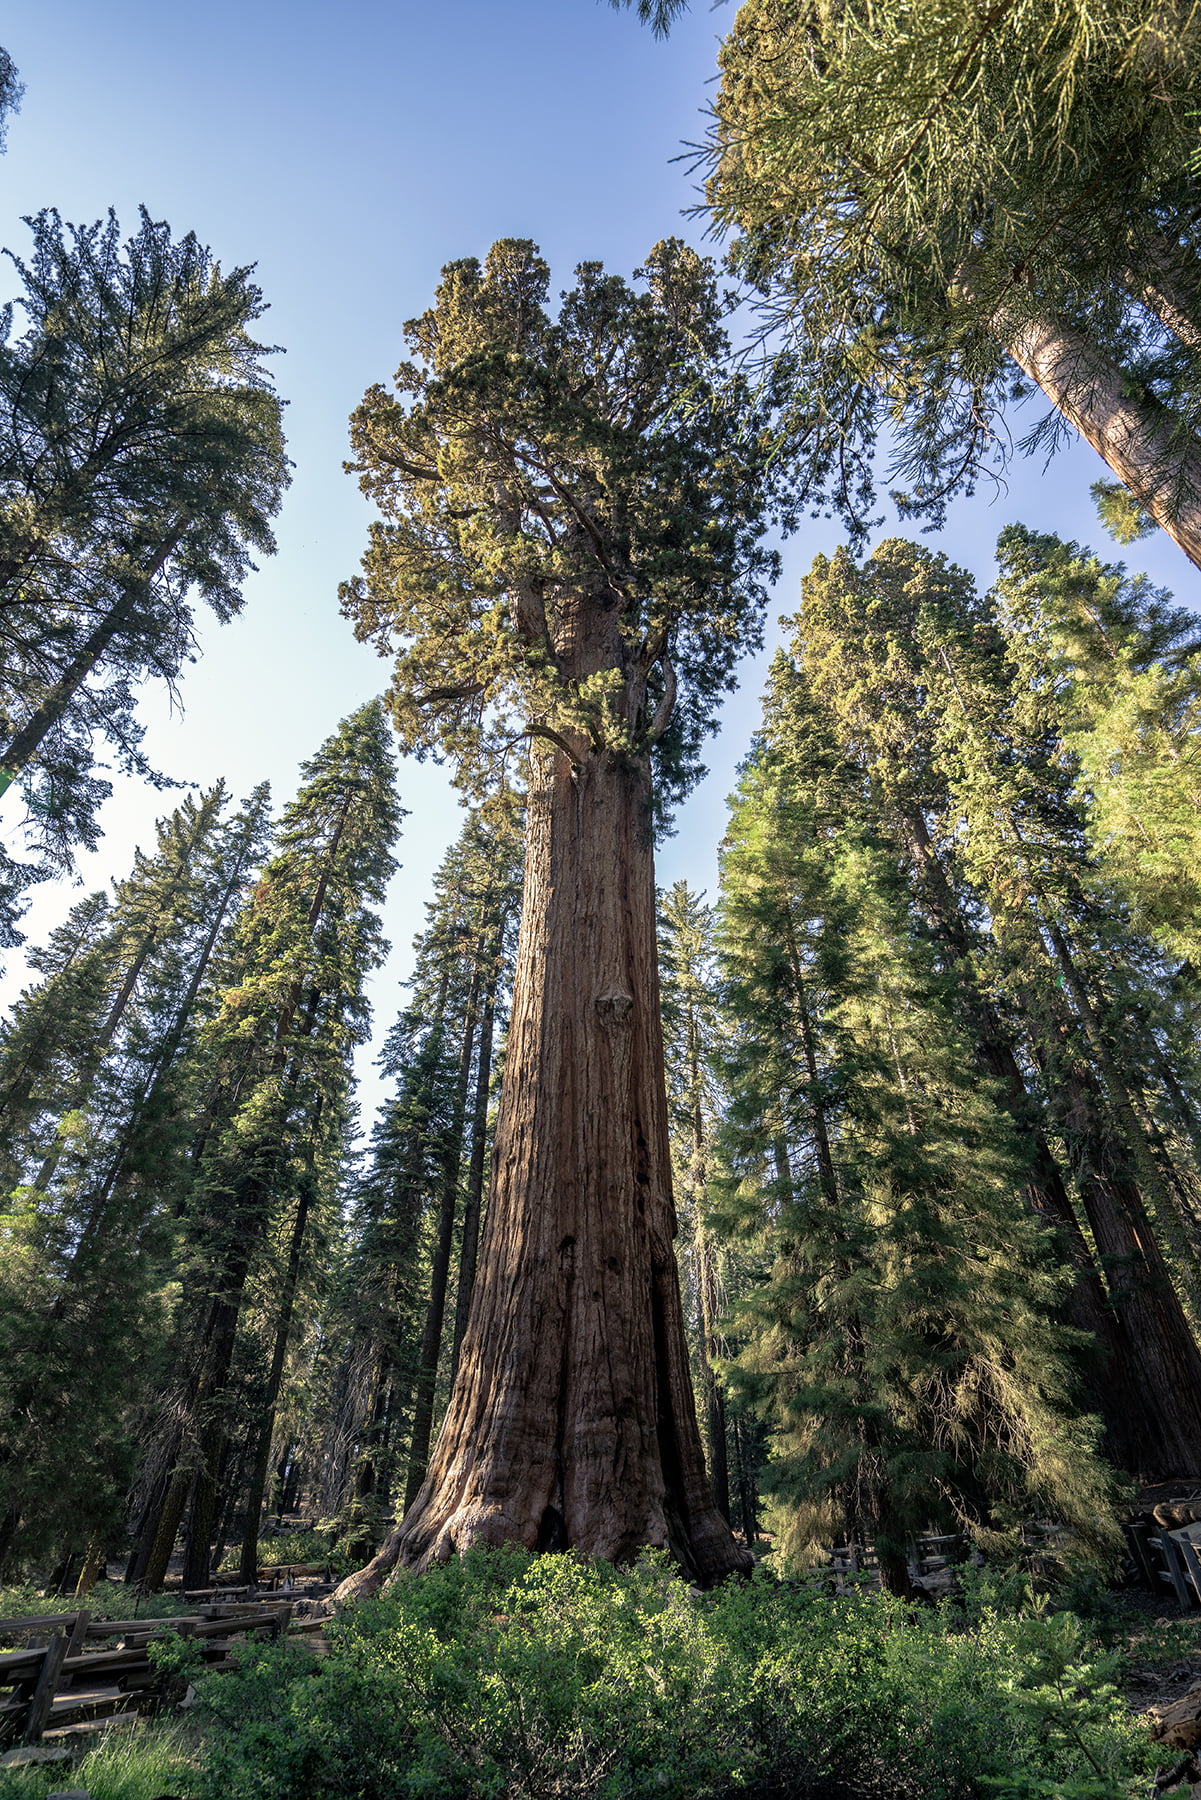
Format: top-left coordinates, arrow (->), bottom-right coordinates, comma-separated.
239,1178 -> 313,1584
336,733 -> 748,1595
403,959 -> 481,1509
452,969 -> 499,1376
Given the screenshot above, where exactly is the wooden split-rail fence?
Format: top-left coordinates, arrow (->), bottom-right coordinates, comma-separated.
0,1598 -> 317,1749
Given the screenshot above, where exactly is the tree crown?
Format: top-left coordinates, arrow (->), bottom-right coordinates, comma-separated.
341,238 -> 792,807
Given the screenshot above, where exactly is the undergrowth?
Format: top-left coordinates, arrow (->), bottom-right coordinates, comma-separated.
192,1547 -> 1156,1800
0,1551 -> 1166,1799
216,1524 -> 351,1578
0,1720 -> 196,1800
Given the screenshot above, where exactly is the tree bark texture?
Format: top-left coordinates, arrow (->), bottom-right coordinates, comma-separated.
336,739 -> 749,1595
996,304 -> 1201,571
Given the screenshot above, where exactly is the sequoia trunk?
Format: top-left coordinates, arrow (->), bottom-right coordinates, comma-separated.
996,305 -> 1201,571
336,734 -> 749,1594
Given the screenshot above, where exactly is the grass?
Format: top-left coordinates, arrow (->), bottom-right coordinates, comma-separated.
0,1720 -> 198,1800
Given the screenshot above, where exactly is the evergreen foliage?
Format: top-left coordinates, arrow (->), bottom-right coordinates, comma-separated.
132,701 -> 403,1591
673,0 -> 1201,552
714,713 -> 1120,1584
993,524 -> 1201,965
0,47 -> 20,153
339,236 -> 796,809
0,207 -> 288,911
0,783 -> 269,1574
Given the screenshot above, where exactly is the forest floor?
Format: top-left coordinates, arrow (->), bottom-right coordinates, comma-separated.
1111,1585 -> 1201,1714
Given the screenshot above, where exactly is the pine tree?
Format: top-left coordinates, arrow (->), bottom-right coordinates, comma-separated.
0,208 -> 288,889
715,721 -> 1120,1591
335,238 -> 799,1592
666,0 -> 1201,563
794,535 -> 1201,1478
994,525 -> 1201,965
0,784 -> 270,1574
132,702 -> 402,1593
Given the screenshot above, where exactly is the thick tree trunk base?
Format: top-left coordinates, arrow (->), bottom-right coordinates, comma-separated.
334,743 -> 749,1601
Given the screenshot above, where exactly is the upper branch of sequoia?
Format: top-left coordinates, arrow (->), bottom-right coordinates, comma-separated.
339,237 -> 795,806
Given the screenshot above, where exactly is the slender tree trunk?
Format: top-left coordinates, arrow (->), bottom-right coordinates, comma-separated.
0,529 -> 182,800
452,967 -> 499,1375
694,1229 -> 730,1523
138,1466 -> 191,1595
239,1181 -> 313,1584
335,734 -> 748,1596
182,1286 -> 248,1591
994,302 -> 1201,570
682,1003 -> 730,1523
1124,231 -> 1201,352
404,958 -> 481,1508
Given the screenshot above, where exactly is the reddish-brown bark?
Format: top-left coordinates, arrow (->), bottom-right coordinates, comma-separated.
336,729 -> 749,1596
997,305 -> 1201,571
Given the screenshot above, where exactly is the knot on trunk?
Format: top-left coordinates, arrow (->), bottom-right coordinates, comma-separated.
596,989 -> 634,1029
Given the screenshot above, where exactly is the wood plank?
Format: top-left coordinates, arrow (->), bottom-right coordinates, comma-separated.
84,1615 -> 199,1637
21,1635 -> 69,1744
41,1711 -> 138,1744
0,1648 -> 46,1677
1171,1528 -> 1201,1605
47,1696 -> 141,1730
1151,1532 -> 1195,1608
50,1685 -> 123,1709
0,1614 -> 81,1641
61,1652 -> 148,1679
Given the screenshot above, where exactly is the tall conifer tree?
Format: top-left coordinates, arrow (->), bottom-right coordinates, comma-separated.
335,237 -> 802,1592
793,535 -> 1201,1478
715,707 -> 1120,1589
132,702 -> 403,1591
0,784 -> 270,1573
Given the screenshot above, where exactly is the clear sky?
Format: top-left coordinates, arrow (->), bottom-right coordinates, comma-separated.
0,0 -> 1196,1121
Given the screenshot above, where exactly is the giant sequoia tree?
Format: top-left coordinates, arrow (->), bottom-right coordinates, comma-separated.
334,239 -> 793,1591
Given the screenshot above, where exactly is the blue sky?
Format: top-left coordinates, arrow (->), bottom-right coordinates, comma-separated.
0,0 -> 1196,1117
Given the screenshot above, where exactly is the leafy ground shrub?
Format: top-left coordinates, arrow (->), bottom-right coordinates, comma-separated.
193,1547 -> 1158,1800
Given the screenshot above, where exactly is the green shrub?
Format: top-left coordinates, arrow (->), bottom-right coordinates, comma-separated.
191,1547 -> 1157,1800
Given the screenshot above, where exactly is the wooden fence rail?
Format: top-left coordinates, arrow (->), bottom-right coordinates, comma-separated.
0,1601 -> 293,1748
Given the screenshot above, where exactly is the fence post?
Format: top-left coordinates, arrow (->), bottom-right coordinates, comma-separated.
21,1632 -> 69,1743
